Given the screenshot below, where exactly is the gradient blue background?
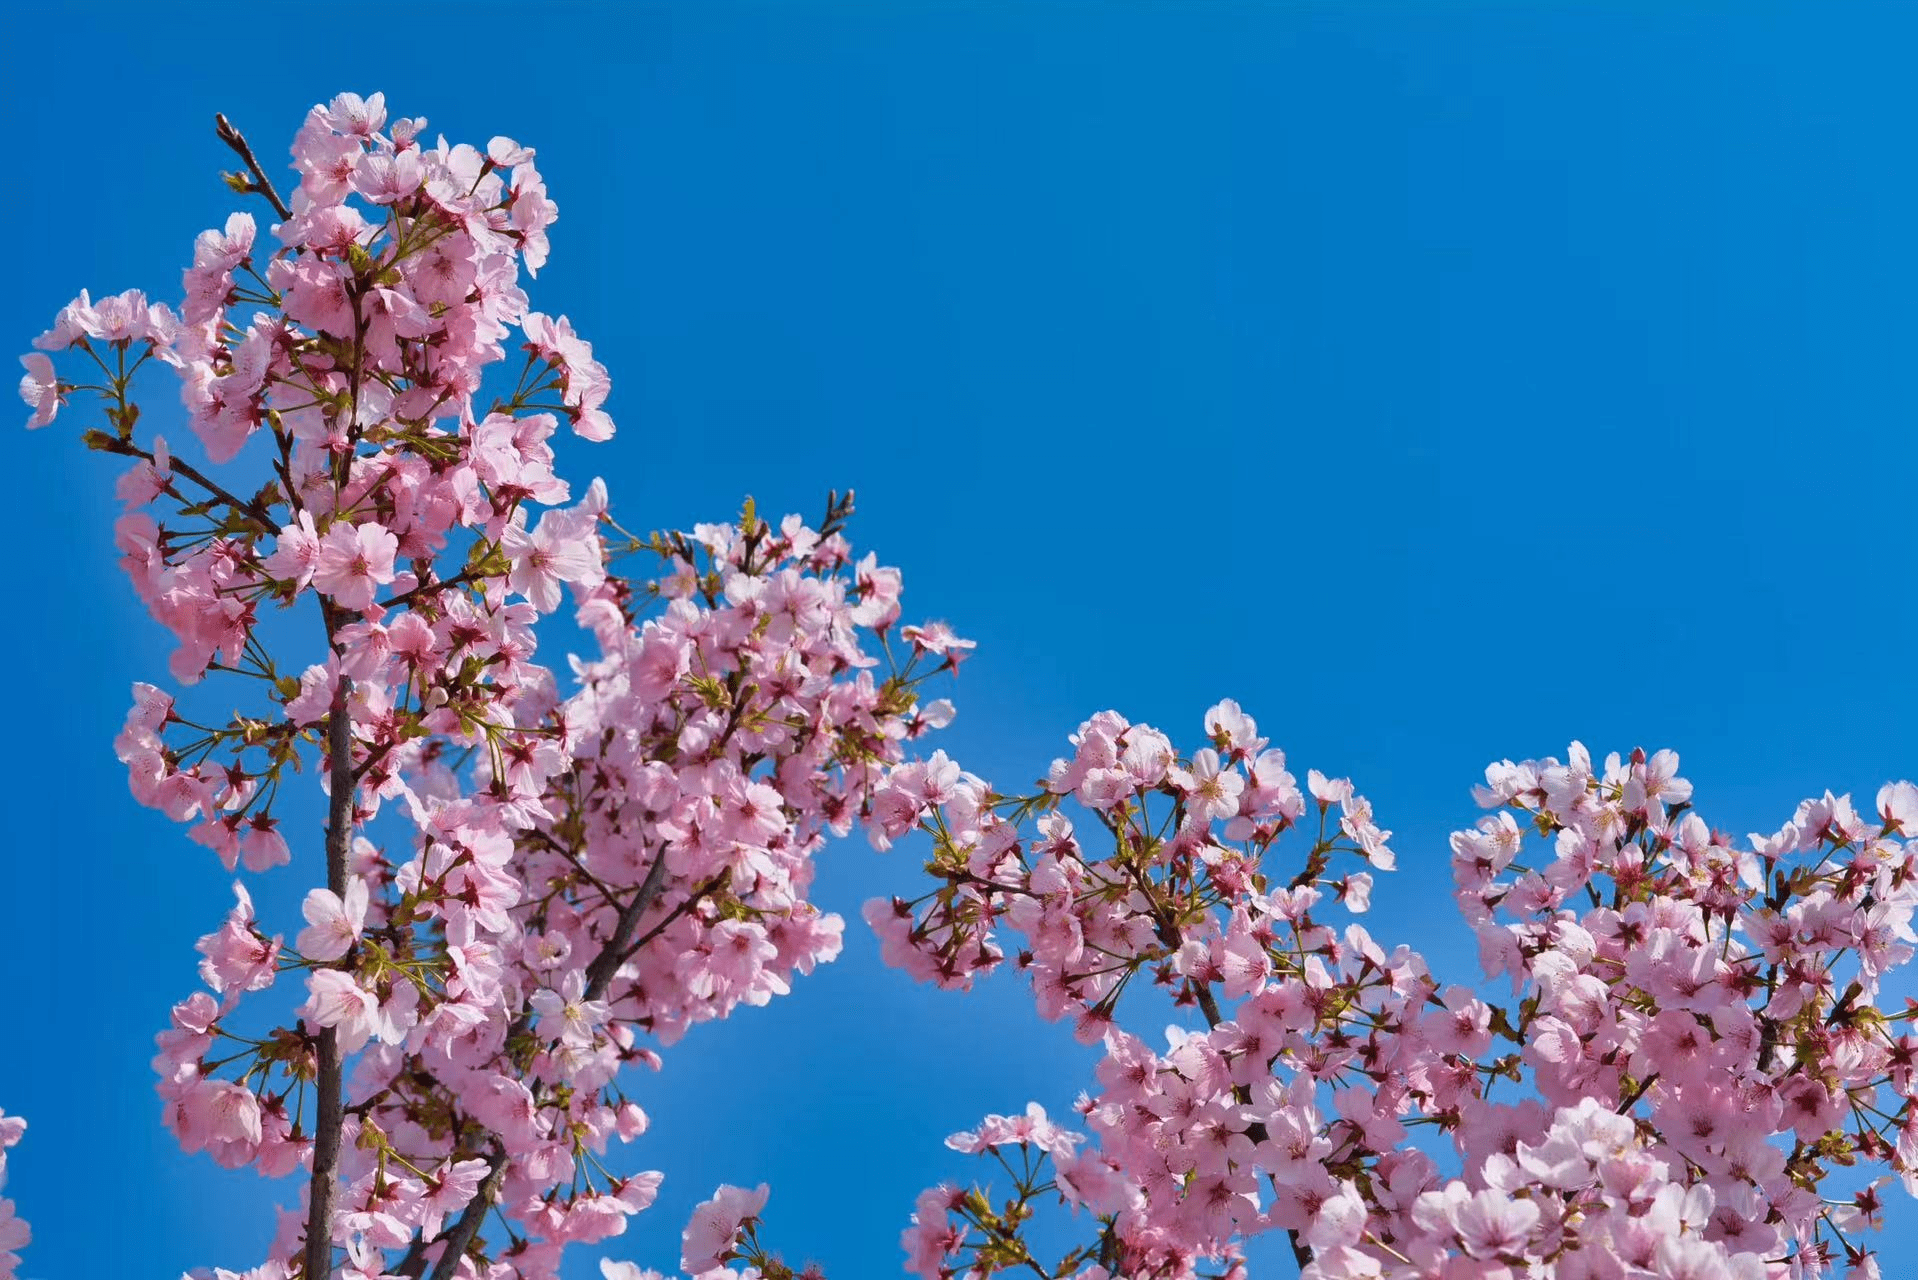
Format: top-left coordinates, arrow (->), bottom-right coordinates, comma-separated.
5,2 -> 1916,1275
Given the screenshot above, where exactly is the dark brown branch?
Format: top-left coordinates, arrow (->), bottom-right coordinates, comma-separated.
379,567 -> 484,612
215,113 -> 293,221
1617,1071 -> 1659,1114
301,670 -> 354,1279
1191,937 -> 1312,1272
817,487 -> 857,540
614,866 -> 726,972
420,1143 -> 509,1280
94,435 -> 277,531
391,1234 -> 430,1278
587,847 -> 672,999
415,847 -> 676,1280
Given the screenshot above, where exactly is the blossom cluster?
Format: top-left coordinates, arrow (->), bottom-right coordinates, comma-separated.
22,94 -> 955,1280
872,703 -> 1406,1275
299,507 -> 959,1278
0,1110 -> 25,1280
23,88 -> 1918,1280
598,1182 -> 822,1280
875,712 -> 1918,1279
19,89 -> 624,1279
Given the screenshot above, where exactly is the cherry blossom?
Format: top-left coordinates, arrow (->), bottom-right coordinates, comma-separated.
0,1110 -> 26,1280
870,714 -> 1918,1279
22,88 -> 1918,1280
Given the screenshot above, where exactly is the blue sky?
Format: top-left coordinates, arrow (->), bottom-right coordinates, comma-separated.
6,2 -> 1918,1275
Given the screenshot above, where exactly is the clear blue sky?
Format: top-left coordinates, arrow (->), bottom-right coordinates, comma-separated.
6,3 -> 1917,1276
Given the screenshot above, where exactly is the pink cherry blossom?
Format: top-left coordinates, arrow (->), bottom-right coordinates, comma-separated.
681,1183 -> 769,1274
22,90 -> 1918,1280
312,521 -> 398,611
296,878 -> 369,961
16,354 -> 61,428
528,970 -> 610,1048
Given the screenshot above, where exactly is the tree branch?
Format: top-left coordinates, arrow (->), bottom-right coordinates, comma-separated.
587,847 -> 672,999
1192,945 -> 1312,1273
215,113 -> 293,221
94,435 -> 277,532
421,1143 -> 509,1280
413,845 -> 676,1279
301,670 -> 354,1279
379,567 -> 484,613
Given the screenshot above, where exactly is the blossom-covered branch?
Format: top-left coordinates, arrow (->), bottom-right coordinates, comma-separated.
22,87 -> 1918,1280
869,710 -> 1918,1279
21,93 -> 961,1280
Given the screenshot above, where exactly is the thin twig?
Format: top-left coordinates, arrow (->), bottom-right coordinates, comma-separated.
95,435 -> 277,531
215,113 -> 293,220
379,567 -> 484,612
418,847 -> 675,1280
615,865 -> 724,970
